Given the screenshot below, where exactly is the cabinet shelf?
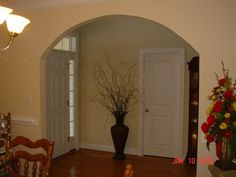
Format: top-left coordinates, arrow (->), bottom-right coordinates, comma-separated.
185,57 -> 199,167
191,119 -> 198,123
191,101 -> 198,106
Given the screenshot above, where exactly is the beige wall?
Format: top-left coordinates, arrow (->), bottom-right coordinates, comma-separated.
234,1 -> 236,69
0,0 -> 235,176
78,15 -> 198,154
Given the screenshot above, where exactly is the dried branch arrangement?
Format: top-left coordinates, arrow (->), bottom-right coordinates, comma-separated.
93,58 -> 138,119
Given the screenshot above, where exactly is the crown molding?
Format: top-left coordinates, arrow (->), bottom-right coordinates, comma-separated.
0,0 -> 119,11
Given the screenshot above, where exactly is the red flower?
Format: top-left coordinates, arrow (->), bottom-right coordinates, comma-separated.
218,78 -> 226,86
213,101 -> 223,113
228,107 -> 233,112
223,90 -> 234,99
207,115 -> 216,126
201,122 -> 210,133
223,130 -> 232,139
206,135 -> 214,143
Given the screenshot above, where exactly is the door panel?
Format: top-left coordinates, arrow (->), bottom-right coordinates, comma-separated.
143,49 -> 184,158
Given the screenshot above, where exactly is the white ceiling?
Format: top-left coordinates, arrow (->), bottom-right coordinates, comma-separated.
0,0 -> 115,10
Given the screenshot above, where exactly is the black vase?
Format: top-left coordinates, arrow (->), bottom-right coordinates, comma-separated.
111,116 -> 129,160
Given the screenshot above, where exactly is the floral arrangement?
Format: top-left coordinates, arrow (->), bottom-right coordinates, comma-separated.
201,62 -> 236,159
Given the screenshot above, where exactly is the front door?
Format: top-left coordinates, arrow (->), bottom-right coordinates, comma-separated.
46,50 -> 75,158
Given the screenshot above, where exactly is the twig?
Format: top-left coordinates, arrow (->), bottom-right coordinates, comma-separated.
93,58 -> 138,118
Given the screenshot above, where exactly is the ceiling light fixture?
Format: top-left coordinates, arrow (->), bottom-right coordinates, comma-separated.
0,6 -> 30,51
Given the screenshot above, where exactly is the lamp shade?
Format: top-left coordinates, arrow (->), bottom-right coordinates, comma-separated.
0,6 -> 13,24
6,14 -> 30,35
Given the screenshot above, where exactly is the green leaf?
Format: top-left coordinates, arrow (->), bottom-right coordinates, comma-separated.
224,81 -> 231,89
216,114 -> 224,123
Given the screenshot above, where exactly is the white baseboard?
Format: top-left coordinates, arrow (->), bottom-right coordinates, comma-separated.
79,143 -> 141,156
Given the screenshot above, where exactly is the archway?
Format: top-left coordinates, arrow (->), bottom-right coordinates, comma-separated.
41,15 -> 199,173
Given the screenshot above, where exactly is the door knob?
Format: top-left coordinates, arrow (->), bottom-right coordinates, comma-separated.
145,108 -> 150,112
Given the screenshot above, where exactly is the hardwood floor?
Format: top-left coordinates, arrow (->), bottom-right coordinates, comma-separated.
50,149 -> 196,177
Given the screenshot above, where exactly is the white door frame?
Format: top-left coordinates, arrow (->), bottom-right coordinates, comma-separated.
138,48 -> 185,157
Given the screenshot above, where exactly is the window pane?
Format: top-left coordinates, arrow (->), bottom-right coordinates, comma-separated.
69,91 -> 74,106
62,37 -> 70,51
54,40 -> 62,50
71,37 -> 76,52
69,76 -> 74,91
70,121 -> 74,137
53,36 -> 76,52
69,107 -> 74,121
69,60 -> 74,75
69,107 -> 74,137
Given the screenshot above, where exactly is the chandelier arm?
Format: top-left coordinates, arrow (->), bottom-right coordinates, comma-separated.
1,35 -> 14,51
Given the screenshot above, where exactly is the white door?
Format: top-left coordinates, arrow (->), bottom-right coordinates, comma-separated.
46,50 -> 75,158
142,48 -> 184,158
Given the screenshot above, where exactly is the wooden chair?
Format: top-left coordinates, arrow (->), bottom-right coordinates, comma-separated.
123,164 -> 134,177
7,136 -> 54,177
0,113 -> 11,137
0,113 -> 11,174
0,113 -> 11,150
0,113 -> 11,161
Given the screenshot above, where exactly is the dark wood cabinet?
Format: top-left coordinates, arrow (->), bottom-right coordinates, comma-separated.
185,56 -> 199,167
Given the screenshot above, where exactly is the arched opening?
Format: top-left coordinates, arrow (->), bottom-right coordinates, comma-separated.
41,14 -> 199,175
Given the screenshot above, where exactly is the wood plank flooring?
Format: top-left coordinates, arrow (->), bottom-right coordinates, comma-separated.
50,149 -> 196,177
